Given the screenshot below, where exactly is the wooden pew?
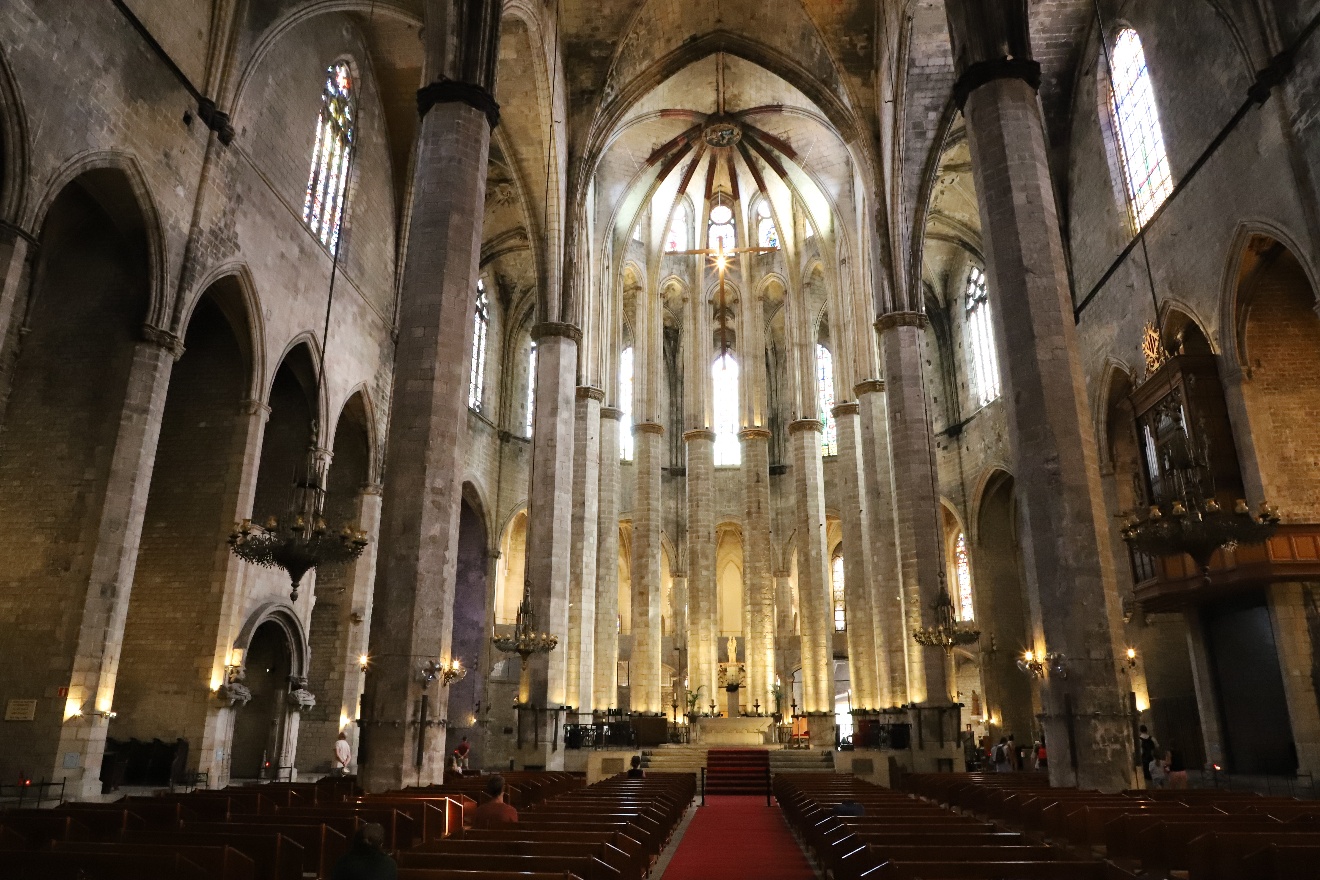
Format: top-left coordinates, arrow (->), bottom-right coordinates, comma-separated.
7,849 -> 210,880
1239,844 -> 1320,880
396,850 -> 619,880
397,872 -> 584,880
859,860 -> 1109,880
123,829 -> 306,880
1186,830 -> 1320,880
402,840 -> 636,880
55,841 -> 258,880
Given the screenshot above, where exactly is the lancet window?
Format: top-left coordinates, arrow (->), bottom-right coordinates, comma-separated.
302,60 -> 356,250
1108,28 -> 1173,229
954,532 -> 974,622
708,204 -> 736,252
756,201 -> 778,248
712,352 -> 741,466
816,344 -> 838,456
965,266 -> 1001,407
620,347 -> 635,461
832,553 -> 846,631
524,341 -> 537,438
468,281 -> 489,412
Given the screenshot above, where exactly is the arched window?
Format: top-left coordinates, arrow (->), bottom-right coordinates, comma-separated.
965,265 -> 1001,406
632,224 -> 643,242
619,347 -> 635,461
666,206 -> 689,252
953,532 -> 974,621
712,352 -> 741,466
832,553 -> 846,632
816,344 -> 838,456
756,201 -> 778,248
523,341 -> 537,438
1108,28 -> 1172,230
708,204 -> 736,252
468,280 -> 489,412
303,61 -> 356,250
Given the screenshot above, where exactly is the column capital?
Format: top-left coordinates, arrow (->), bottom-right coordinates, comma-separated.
141,323 -> 185,359
875,312 -> 928,332
600,406 -> 623,421
576,386 -> 605,402
241,399 -> 272,419
788,419 -> 823,435
531,322 -> 583,344
738,427 -> 771,441
831,402 -> 861,418
855,379 -> 887,396
635,422 -> 664,436
417,78 -> 501,129
953,58 -> 1042,110
683,428 -> 716,443
360,483 -> 384,497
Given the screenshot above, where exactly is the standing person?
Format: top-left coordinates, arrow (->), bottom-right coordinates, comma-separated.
992,737 -> 1012,772
1006,734 -> 1022,771
331,823 -> 396,880
333,732 -> 352,775
453,736 -> 471,770
1166,745 -> 1189,789
1033,740 -> 1048,772
627,755 -> 645,778
471,775 -> 519,829
1138,725 -> 1159,784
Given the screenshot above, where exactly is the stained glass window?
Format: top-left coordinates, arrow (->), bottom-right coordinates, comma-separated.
524,341 -> 537,438
756,201 -> 778,249
619,347 -> 635,462
965,266 -> 1001,406
468,280 -> 489,412
816,344 -> 838,456
712,352 -> 741,466
666,206 -> 688,252
832,554 -> 846,632
708,204 -> 736,252
1109,29 -> 1172,230
954,532 -> 974,621
302,61 -> 356,250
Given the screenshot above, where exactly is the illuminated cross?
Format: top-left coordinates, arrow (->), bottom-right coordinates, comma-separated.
674,235 -> 778,354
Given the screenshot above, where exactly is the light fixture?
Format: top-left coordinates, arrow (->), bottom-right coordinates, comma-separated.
1125,647 -> 1138,669
359,653 -> 370,672
228,134 -> 370,601
1017,650 -> 1045,678
492,583 -> 559,698
217,646 -> 252,707
912,573 -> 981,654
1017,649 -> 1067,679
439,657 -> 466,686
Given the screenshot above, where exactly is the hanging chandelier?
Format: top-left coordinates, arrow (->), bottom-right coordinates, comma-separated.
228,135 -> 369,602
493,584 -> 559,663
229,452 -> 369,601
1122,403 -> 1278,585
912,574 -> 981,654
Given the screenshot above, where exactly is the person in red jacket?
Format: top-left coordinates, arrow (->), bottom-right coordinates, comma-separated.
471,774 -> 519,829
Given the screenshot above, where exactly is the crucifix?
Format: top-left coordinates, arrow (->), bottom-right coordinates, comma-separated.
673,229 -> 777,353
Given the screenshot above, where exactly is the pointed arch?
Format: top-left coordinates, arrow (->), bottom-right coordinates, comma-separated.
178,264 -> 265,402
268,333 -> 329,440
0,41 -> 30,226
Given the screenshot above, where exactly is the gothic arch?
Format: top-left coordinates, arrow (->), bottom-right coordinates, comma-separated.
0,41 -> 29,226
232,602 -> 310,680
178,264 -> 264,402
1220,220 -> 1320,374
27,152 -> 169,327
268,334 -> 330,442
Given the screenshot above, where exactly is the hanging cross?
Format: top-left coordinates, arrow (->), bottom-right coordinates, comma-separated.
673,235 -> 778,353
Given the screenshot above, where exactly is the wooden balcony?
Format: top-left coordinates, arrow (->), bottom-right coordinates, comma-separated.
1132,523 -> 1320,611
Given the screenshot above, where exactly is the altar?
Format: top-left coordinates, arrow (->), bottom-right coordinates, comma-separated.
692,715 -> 775,746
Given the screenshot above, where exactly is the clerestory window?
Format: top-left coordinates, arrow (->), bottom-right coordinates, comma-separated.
712,352 -> 741,466
468,280 -> 489,412
1108,28 -> 1173,230
816,344 -> 838,456
965,266 -> 1001,407
303,61 -> 356,250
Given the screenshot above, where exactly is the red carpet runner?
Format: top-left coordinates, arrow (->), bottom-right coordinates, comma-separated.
662,795 -> 816,880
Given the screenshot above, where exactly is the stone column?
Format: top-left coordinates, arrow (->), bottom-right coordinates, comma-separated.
199,398 -> 270,787
50,332 -> 177,799
362,86 -> 497,791
856,380 -> 905,707
739,428 -> 776,716
630,422 -> 665,714
1268,583 -> 1320,776
685,430 -> 719,709
592,408 -> 622,710
788,419 -> 833,716
0,227 -> 32,395
566,386 -> 603,713
329,486 -> 382,772
520,324 -> 579,762
832,403 -> 883,711
1184,610 -> 1227,769
878,316 -> 949,707
944,0 -> 1133,790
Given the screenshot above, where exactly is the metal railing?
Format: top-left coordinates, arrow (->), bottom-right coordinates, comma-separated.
0,779 -> 65,807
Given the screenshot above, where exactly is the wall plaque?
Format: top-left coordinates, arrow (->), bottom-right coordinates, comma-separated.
5,699 -> 37,721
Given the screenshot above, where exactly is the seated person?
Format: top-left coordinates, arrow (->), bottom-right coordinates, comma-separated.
471,774 -> 519,829
831,800 -> 865,817
627,755 -> 645,778
331,822 -> 397,880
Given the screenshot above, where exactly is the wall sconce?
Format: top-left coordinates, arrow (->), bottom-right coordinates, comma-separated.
1017,650 -> 1045,678
419,660 -> 442,688
224,647 -> 246,683
359,653 -> 370,672
439,657 -> 466,686
1125,647 -> 1138,670
67,702 -> 117,721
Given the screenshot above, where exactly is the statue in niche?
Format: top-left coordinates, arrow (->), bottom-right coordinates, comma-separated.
726,636 -> 737,664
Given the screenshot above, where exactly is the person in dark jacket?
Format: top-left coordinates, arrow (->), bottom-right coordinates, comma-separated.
627,755 -> 645,778
1139,725 -> 1159,782
331,823 -> 396,880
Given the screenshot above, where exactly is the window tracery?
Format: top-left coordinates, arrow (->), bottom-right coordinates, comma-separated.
468,280 -> 489,412
832,553 -> 846,632
524,341 -> 537,438
756,201 -> 778,249
712,352 -> 741,466
816,344 -> 838,456
954,531 -> 974,622
619,347 -> 635,461
666,205 -> 689,252
965,265 -> 1001,407
302,60 -> 356,250
1108,28 -> 1173,229
708,204 -> 736,252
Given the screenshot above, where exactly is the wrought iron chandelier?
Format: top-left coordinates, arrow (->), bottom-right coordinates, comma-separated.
912,574 -> 981,654
228,137 -> 369,601
493,584 -> 559,664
